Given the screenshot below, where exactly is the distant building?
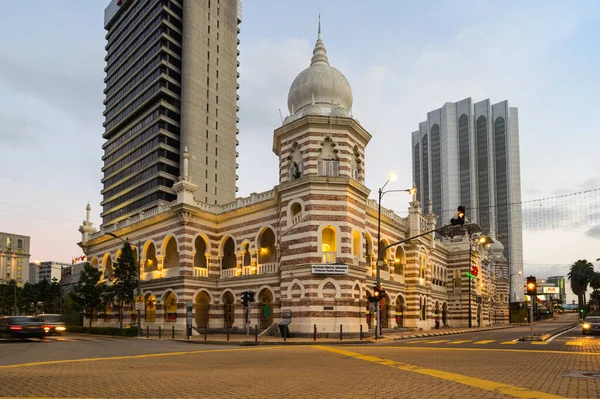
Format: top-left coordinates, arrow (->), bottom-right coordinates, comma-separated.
60,263 -> 87,296
546,276 -> 567,304
36,261 -> 71,283
0,232 -> 30,286
411,97 -> 524,302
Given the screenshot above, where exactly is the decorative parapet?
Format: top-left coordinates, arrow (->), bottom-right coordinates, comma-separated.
365,199 -> 408,226
87,190 -> 276,242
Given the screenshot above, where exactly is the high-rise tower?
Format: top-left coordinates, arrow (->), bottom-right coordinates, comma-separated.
101,0 -> 241,227
411,97 -> 524,302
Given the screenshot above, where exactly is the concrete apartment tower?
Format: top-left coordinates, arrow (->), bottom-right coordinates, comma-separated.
101,0 -> 241,227
411,98 -> 524,302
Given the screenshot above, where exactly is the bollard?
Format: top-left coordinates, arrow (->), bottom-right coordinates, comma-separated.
283,326 -> 287,342
146,325 -> 149,338
314,324 -> 317,341
360,325 -> 363,341
340,324 -> 343,341
172,325 -> 175,339
204,326 -> 207,341
159,326 -> 161,339
255,324 -> 258,343
227,326 -> 230,341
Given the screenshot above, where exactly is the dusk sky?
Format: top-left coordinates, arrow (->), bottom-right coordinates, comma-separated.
1,1 -> 599,300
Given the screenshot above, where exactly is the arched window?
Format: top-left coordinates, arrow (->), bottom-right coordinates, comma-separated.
258,228 -> 276,264
221,237 -> 236,269
290,202 -> 303,225
163,236 -> 179,270
193,236 -> 208,268
321,227 -> 336,263
145,242 -> 158,272
104,255 -> 113,280
242,243 -> 251,266
352,230 -> 361,256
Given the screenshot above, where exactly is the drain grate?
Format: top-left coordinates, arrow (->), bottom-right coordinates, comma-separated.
562,370 -> 600,379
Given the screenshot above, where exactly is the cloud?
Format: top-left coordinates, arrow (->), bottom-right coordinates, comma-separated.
586,225 -> 600,239
0,113 -> 35,148
0,51 -> 104,127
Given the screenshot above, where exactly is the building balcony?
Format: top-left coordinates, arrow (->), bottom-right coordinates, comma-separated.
322,252 -> 336,263
257,262 -> 277,274
142,270 -> 160,280
221,268 -> 236,279
163,267 -> 180,278
193,267 -> 208,277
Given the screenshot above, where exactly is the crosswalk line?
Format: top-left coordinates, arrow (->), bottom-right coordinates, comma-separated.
448,340 -> 472,344
566,341 -> 583,346
425,340 -> 451,344
501,341 -> 518,345
473,340 -> 495,344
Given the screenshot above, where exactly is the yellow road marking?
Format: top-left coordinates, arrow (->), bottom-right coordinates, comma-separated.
500,341 -> 518,345
425,339 -> 450,344
531,342 -> 549,345
315,346 -> 568,399
348,345 -> 600,356
402,339 -> 429,344
0,347 -> 278,369
448,340 -> 472,344
566,341 -> 583,346
473,340 -> 495,344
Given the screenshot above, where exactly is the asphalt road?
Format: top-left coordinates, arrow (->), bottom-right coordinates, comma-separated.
383,313 -> 596,351
0,314 -> 599,399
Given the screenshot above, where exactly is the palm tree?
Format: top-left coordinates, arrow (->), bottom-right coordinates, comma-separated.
589,272 -> 600,311
568,259 -> 595,314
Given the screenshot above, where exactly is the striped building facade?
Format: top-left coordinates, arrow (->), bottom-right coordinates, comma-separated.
78,24 -> 509,335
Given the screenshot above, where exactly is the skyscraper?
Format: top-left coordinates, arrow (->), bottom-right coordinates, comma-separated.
101,0 -> 241,227
411,97 -> 524,301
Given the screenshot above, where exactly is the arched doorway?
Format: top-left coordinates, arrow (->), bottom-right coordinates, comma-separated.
434,301 -> 440,328
259,289 -> 273,329
223,292 -> 235,328
395,296 -> 405,327
145,294 -> 156,322
195,291 -> 210,328
165,292 -> 177,322
477,304 -> 482,327
442,302 -> 448,326
380,295 -> 389,329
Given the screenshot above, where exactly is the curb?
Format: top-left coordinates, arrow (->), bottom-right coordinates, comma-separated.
392,325 -> 515,340
171,339 -> 373,346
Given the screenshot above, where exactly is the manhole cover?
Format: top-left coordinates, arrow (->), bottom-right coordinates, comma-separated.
562,370 -> 600,379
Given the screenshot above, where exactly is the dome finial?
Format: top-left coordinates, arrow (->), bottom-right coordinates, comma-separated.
318,14 -> 321,40
311,15 -> 329,66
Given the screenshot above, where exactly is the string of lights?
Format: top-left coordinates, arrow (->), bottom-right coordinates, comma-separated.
392,187 -> 600,231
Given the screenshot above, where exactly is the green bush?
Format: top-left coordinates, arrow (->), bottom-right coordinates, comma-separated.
66,326 -> 138,337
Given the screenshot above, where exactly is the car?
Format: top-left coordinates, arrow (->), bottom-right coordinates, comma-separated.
0,316 -> 45,340
38,314 -> 66,335
582,316 -> 600,335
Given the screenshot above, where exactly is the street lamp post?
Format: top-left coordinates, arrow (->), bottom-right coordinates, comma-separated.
467,234 -> 493,328
375,172 -> 416,338
107,232 -> 142,337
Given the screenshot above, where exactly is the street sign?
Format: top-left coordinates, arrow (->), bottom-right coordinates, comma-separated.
135,302 -> 144,311
135,295 -> 144,303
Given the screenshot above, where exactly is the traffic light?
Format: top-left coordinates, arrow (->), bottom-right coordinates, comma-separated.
248,291 -> 255,303
470,265 -> 479,277
450,206 -> 466,226
526,276 -> 537,296
241,291 -> 255,307
372,284 -> 386,302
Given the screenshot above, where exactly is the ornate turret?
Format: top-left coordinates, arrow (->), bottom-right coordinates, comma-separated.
172,147 -> 199,205
78,203 -> 97,242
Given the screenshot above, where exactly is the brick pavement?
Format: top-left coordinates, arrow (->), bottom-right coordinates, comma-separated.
1,339 -> 598,398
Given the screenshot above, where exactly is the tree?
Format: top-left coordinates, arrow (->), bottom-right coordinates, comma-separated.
589,272 -> 600,311
568,259 -> 595,315
69,263 -> 105,329
112,242 -> 138,334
